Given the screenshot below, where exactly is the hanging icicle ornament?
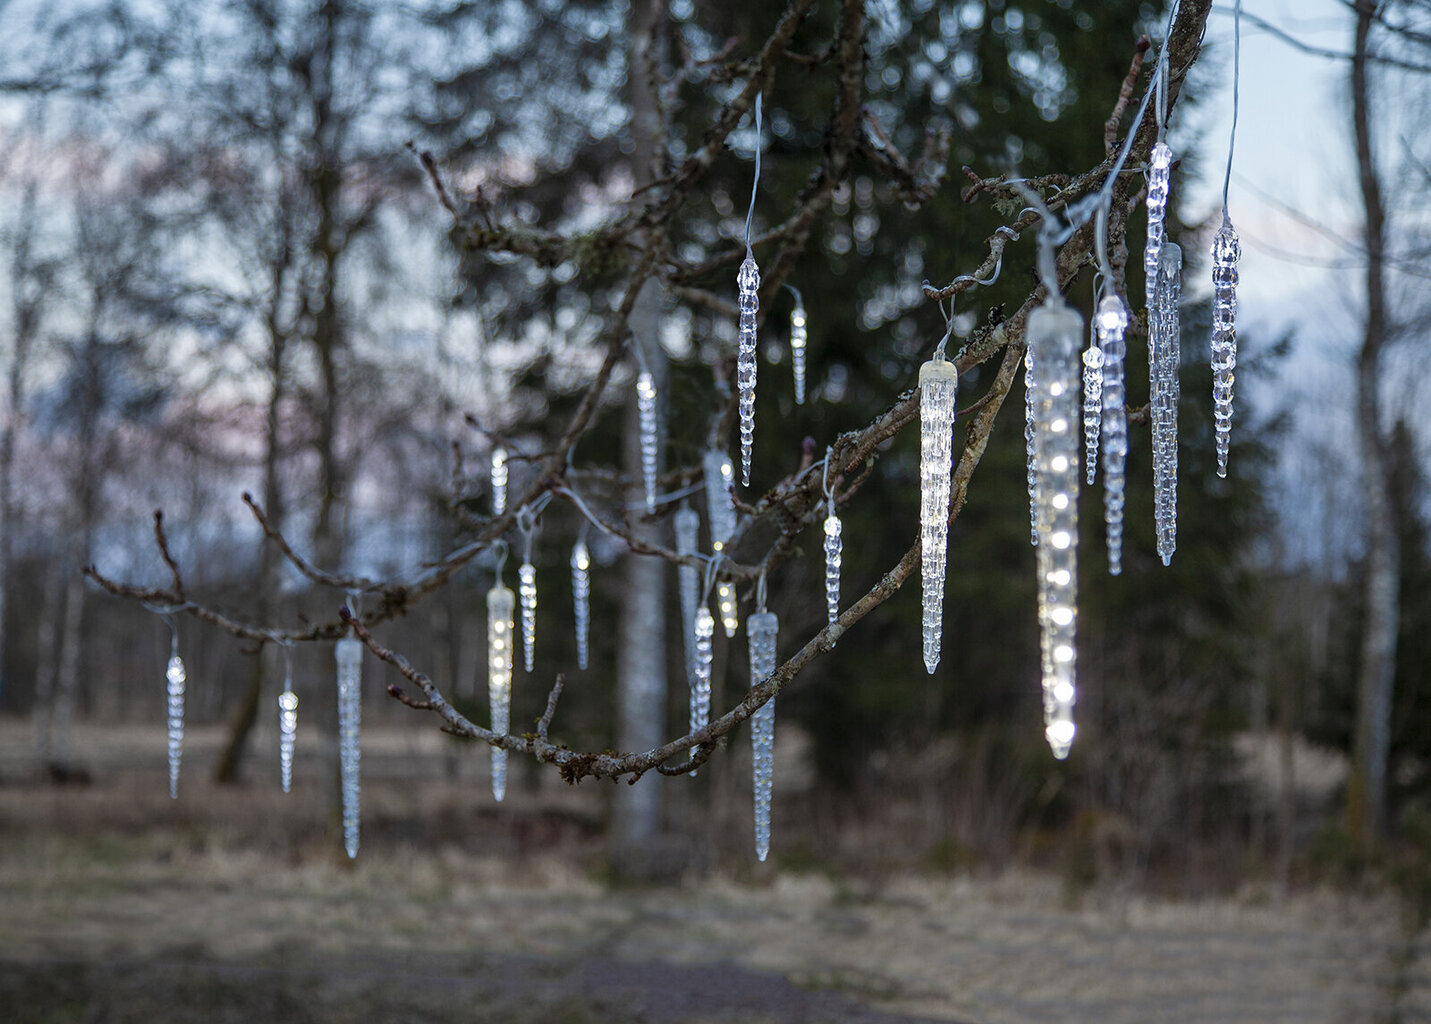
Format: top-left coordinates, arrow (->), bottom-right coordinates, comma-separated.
1211,218 -> 1240,479
1082,303 -> 1104,486
717,580 -> 739,638
674,506 -> 701,683
917,321 -> 959,674
487,559 -> 515,803
164,627 -> 185,799
334,623 -> 363,858
787,284 -> 807,405
1097,295 -> 1129,576
1151,242 -> 1183,565
822,448 -> 842,630
1213,0 -> 1243,479
691,604 -> 714,769
635,351 -> 659,514
703,449 -> 737,552
517,511 -> 538,673
571,535 -> 590,670
1144,142 -> 1173,307
277,644 -> 297,794
1024,348 -> 1039,547
1028,296 -> 1083,760
490,446 -> 508,516
748,573 -> 778,863
735,93 -> 764,487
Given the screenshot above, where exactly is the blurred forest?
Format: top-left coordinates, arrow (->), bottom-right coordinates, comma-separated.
0,0 -> 1427,899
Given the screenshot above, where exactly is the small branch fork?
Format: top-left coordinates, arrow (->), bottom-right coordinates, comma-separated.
91,0 -> 1215,781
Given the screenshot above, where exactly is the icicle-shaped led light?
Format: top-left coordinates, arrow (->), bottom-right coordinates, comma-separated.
716,581 -> 739,638
790,298 -> 807,405
1024,349 -> 1039,547
824,512 -> 842,627
277,684 -> 297,795
1082,327 -> 1104,486
1144,141 -> 1173,309
1211,217 -> 1240,479
736,252 -> 761,486
691,605 -> 714,768
918,352 -> 959,674
487,582 -> 515,802
165,637 -> 185,799
1028,299 -> 1083,760
571,539 -> 590,670
1152,242 -> 1183,566
490,446 -> 508,515
703,449 -> 737,552
1097,296 -> 1129,575
747,609 -> 779,862
637,371 -> 659,514
518,561 -> 537,672
674,507 -> 701,682
334,635 -> 363,857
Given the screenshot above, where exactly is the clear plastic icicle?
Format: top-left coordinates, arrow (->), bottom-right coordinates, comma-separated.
571,538 -> 590,670
737,251 -> 761,486
490,446 -> 507,515
703,449 -> 737,552
487,580 -> 515,802
691,605 -> 714,768
789,293 -> 807,405
1151,242 -> 1183,566
1028,298 -> 1082,760
165,634 -> 185,799
674,507 -> 701,681
334,633 -> 363,858
716,581 -> 739,638
637,370 -> 659,514
1144,141 -> 1173,309
747,605 -> 779,862
1082,318 -> 1104,486
1025,348 -> 1039,547
1211,217 -> 1240,479
1097,296 -> 1129,575
519,561 -> 537,672
824,513 -> 842,627
918,351 -> 959,674
277,647 -> 297,794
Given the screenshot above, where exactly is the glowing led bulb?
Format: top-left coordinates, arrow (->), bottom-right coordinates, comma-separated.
1097,296 -> 1129,576
165,646 -> 185,799
717,581 -> 739,638
334,635 -> 363,857
277,688 -> 298,794
518,561 -> 537,672
490,447 -> 507,515
790,301 -> 807,405
571,540 -> 590,670
737,252 -> 761,486
917,353 -> 959,674
704,450 -> 737,552
674,507 -> 701,684
1211,217 -> 1240,479
637,371 -> 658,513
823,512 -> 842,627
1151,242 -> 1183,566
747,610 -> 779,862
487,583 -> 515,802
1028,299 -> 1082,760
1144,141 -> 1173,309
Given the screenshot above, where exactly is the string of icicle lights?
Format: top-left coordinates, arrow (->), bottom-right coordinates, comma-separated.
144,5 -> 1242,863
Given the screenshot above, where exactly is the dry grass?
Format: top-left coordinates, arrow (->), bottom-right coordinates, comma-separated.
0,718 -> 1413,1023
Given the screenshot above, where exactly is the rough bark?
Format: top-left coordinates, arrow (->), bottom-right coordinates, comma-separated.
1347,0 -> 1399,848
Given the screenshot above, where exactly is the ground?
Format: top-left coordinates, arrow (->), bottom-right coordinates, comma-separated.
0,720 -> 1417,1023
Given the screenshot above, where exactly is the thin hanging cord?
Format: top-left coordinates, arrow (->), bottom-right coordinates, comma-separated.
1155,0 -> 1181,137
823,446 -> 836,506
933,299 -> 956,359
744,92 -> 763,251
756,568 -> 768,613
1222,0 -> 1241,215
